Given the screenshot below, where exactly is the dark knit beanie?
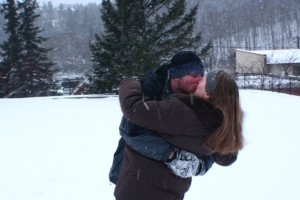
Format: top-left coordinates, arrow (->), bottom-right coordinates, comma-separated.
205,70 -> 223,96
169,51 -> 204,78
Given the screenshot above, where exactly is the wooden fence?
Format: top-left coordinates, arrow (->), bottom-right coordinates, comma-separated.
235,73 -> 300,96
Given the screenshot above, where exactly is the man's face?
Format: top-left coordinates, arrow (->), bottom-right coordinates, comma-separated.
171,74 -> 203,94
194,75 -> 210,100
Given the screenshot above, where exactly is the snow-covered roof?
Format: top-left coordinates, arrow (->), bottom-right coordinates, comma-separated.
237,49 -> 300,64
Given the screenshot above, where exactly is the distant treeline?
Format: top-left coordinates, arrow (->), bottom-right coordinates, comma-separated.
0,0 -> 299,76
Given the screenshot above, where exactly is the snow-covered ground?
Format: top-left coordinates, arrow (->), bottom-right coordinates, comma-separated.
1,90 -> 300,200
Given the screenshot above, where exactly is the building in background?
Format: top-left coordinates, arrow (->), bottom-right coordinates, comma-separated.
236,49 -> 300,76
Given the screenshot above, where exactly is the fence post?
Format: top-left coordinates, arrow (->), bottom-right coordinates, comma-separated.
271,74 -> 273,92
290,77 -> 292,95
243,73 -> 246,89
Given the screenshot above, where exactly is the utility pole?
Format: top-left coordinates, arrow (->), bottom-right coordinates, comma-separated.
297,36 -> 300,49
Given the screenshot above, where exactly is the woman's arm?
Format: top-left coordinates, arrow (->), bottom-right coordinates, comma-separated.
119,79 -> 203,136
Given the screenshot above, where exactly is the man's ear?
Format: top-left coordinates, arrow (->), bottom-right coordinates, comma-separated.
203,92 -> 210,100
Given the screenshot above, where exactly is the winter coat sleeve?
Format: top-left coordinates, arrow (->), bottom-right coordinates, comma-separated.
119,79 -> 203,137
213,152 -> 238,166
119,116 -> 175,161
109,137 -> 126,184
109,116 -> 175,184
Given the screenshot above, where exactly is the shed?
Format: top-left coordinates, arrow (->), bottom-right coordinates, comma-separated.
236,49 -> 300,76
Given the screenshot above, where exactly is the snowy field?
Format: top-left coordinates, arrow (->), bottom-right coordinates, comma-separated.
1,90 -> 300,200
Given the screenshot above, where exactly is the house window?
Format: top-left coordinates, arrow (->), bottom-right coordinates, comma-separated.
264,65 -> 271,74
294,65 -> 300,76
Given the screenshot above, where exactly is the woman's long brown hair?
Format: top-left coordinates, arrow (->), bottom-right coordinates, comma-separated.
203,71 -> 244,154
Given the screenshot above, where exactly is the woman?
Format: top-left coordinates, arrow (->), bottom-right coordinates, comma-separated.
114,70 -> 244,200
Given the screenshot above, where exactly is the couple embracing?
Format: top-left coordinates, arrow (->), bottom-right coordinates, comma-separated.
110,51 -> 244,200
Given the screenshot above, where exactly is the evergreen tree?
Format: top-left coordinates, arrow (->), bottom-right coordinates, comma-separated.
0,0 -> 23,97
0,0 -> 55,97
18,0 -> 55,97
90,0 -> 212,93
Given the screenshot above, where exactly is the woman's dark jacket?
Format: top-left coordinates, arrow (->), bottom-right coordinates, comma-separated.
119,79 -> 238,162
114,79 -> 238,200
109,64 -> 214,184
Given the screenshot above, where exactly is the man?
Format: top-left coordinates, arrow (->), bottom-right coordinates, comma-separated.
109,51 -> 214,184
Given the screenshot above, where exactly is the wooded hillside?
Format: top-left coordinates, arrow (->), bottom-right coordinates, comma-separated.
0,0 -> 299,77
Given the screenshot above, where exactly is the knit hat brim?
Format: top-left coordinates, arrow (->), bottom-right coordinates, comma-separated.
169,60 -> 204,78
169,51 -> 204,78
